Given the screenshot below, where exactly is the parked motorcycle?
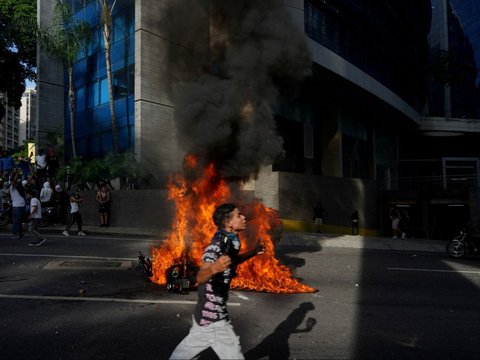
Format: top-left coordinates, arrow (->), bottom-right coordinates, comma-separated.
0,203 -> 55,228
446,223 -> 480,258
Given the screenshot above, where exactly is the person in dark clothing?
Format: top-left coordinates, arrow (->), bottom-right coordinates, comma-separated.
169,203 -> 265,360
351,209 -> 359,235
52,184 -> 70,224
313,202 -> 325,233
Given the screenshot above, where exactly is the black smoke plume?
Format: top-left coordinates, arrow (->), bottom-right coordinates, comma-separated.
174,0 -> 311,182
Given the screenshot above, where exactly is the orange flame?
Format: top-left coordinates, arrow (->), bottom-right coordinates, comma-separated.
150,155 -> 315,293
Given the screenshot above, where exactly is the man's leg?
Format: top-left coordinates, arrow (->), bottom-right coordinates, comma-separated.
76,213 -> 83,232
12,207 -> 23,236
211,320 -> 244,360
170,317 -> 211,360
28,219 -> 40,241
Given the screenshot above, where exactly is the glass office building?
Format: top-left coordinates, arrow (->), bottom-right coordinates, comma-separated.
65,0 -> 135,159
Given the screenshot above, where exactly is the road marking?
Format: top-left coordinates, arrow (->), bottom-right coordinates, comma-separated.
0,253 -> 136,261
0,294 -> 240,306
388,267 -> 480,274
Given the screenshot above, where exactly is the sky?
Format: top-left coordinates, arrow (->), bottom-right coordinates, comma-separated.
25,79 -> 36,89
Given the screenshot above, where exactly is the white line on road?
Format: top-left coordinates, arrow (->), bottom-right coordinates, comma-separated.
0,253 -> 136,261
0,294 -> 240,306
388,267 -> 480,274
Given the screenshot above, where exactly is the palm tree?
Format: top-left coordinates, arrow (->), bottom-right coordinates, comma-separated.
37,1 -> 90,158
99,0 -> 119,154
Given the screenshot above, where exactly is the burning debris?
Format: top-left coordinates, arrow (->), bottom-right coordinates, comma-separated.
134,251 -> 153,279
150,157 -> 315,293
149,0 -> 314,293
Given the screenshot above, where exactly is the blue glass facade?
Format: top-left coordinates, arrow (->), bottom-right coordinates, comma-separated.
304,0 -> 431,113
65,0 -> 135,159
450,0 -> 480,86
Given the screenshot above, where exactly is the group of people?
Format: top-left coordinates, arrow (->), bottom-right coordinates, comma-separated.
1,148 -> 112,246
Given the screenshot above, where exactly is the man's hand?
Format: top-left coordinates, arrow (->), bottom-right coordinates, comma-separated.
255,242 -> 265,254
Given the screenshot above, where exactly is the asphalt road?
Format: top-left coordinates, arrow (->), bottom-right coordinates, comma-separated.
0,232 -> 479,359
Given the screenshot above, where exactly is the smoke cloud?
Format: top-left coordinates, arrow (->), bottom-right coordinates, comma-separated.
174,0 -> 311,181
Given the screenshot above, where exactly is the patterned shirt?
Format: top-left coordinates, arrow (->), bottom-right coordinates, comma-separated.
194,229 -> 241,326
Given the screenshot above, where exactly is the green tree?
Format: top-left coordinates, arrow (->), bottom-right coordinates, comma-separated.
99,0 -> 119,154
0,0 -> 36,110
57,153 -> 152,190
37,1 -> 90,158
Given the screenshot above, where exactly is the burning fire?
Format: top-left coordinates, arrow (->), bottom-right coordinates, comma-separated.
150,154 -> 315,293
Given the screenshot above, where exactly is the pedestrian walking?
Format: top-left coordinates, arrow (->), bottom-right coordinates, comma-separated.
9,170 -> 25,239
169,203 -> 265,360
26,189 -> 46,246
63,189 -> 86,236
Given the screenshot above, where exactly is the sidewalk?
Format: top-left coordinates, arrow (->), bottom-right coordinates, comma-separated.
279,232 -> 447,252
42,225 -> 447,253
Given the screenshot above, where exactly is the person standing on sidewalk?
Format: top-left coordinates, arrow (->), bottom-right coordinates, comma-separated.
96,183 -> 111,227
351,209 -> 359,235
63,189 -> 86,236
389,206 -> 406,239
26,189 -> 46,246
169,203 -> 265,360
313,202 -> 325,233
9,169 -> 26,239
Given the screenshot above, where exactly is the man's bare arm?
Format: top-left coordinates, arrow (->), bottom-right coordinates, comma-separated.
196,255 -> 231,284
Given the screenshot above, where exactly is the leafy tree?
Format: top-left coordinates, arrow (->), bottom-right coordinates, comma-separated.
56,153 -> 152,190
37,1 -> 90,158
99,0 -> 120,154
0,0 -> 36,110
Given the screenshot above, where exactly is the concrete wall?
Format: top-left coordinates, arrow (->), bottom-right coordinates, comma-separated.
135,0 -> 210,187
256,171 -> 379,234
79,178 -> 378,236
79,189 -> 174,231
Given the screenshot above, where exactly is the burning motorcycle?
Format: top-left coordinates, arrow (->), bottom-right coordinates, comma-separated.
134,252 -> 153,279
446,223 -> 480,258
165,258 -> 198,292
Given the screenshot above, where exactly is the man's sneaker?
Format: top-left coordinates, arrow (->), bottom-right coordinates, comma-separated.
392,236 -> 398,239
401,232 -> 407,239
29,238 -> 46,247
78,231 -> 86,236
62,231 -> 70,236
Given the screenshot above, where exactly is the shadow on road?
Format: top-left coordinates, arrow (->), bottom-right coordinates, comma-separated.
244,302 -> 316,360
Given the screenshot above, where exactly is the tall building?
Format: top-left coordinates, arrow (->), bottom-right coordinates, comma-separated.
395,0 -> 480,238
0,92 -> 21,151
449,0 -> 480,86
39,0 -> 442,236
19,88 -> 37,144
